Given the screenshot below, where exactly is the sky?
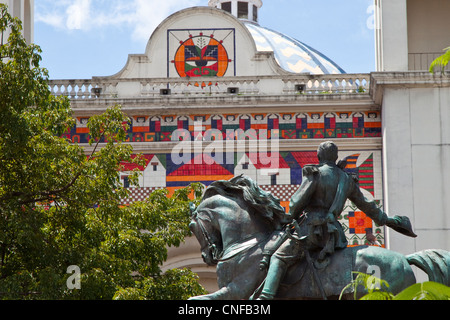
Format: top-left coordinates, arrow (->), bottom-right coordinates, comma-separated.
34,0 -> 376,80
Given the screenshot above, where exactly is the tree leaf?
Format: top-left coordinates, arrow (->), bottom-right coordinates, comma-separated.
430,47 -> 450,73
394,282 -> 450,300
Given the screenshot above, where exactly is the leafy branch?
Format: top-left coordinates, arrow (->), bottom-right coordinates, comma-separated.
0,106 -> 133,207
429,47 -> 450,74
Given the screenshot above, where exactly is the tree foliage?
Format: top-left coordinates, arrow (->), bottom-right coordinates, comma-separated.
0,4 -> 206,300
341,272 -> 450,300
429,47 -> 450,74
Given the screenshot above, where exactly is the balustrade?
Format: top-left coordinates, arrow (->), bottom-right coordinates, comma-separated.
48,74 -> 370,99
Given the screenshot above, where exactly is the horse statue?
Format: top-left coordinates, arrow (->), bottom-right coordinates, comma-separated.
188,175 -> 450,300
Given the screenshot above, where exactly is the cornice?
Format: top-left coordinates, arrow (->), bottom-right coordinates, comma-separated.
69,93 -> 378,117
370,71 -> 450,104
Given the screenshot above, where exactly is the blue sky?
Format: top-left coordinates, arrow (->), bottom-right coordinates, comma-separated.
34,0 -> 375,79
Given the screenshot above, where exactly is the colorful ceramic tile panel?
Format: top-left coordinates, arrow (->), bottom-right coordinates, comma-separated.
62,110 -> 384,248
119,150 -> 385,247
348,211 -> 373,234
64,112 -> 382,144
168,28 -> 236,78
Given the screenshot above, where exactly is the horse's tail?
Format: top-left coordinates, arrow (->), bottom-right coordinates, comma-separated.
406,249 -> 450,286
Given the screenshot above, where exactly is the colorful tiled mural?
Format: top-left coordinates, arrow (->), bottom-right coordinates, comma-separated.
65,111 -> 384,248
64,111 -> 382,144
168,28 -> 236,78
117,150 -> 384,248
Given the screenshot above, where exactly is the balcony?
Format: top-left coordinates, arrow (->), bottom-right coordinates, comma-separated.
409,52 -> 450,72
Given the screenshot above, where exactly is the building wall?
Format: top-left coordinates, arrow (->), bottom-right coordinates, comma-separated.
374,73 -> 450,256
374,1 -> 450,259
375,0 -> 408,72
0,0 -> 34,44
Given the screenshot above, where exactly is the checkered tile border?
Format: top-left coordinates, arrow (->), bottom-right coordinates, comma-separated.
260,185 -> 300,202
121,184 -> 300,204
121,187 -> 162,205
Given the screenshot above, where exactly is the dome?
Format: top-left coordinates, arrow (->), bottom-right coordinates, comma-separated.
208,0 -> 345,75
244,22 -> 346,75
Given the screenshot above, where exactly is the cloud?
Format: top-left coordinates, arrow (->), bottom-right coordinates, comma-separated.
36,0 -> 203,42
131,0 -> 203,41
66,0 -> 91,30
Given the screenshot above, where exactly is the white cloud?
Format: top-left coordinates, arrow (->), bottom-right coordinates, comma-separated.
66,0 -> 91,30
131,0 -> 202,41
36,0 -> 203,41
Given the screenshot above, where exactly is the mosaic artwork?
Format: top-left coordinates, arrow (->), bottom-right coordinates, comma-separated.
168,28 -> 235,78
64,110 -> 384,247
173,34 -> 229,77
65,111 -> 382,144
117,150 -> 385,248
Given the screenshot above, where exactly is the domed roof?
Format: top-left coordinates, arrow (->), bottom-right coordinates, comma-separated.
208,0 -> 345,75
244,22 -> 346,75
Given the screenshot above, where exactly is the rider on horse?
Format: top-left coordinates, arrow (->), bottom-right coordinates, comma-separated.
257,141 -> 417,300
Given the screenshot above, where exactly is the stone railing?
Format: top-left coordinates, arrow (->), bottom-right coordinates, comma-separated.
48,73 -> 371,99
281,74 -> 370,94
48,79 -> 118,99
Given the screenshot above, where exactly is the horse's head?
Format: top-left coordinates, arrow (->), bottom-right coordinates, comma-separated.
189,175 -> 287,266
189,203 -> 222,266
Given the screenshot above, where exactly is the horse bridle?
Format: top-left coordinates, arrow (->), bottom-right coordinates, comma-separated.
191,209 -> 222,262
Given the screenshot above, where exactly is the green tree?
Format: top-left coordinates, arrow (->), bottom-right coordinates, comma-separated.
0,4 -> 206,300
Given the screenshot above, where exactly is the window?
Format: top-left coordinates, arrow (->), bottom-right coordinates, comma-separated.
123,176 -> 130,188
222,2 -> 231,13
270,174 -> 277,186
242,163 -> 249,170
253,5 -> 258,22
238,2 -> 248,19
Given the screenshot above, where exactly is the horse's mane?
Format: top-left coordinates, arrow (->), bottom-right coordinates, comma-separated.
202,175 -> 286,229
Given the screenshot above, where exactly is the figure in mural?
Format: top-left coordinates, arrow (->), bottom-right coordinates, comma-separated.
188,141 -> 450,300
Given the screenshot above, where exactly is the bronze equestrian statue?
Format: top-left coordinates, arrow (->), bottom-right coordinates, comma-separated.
188,141 -> 449,300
